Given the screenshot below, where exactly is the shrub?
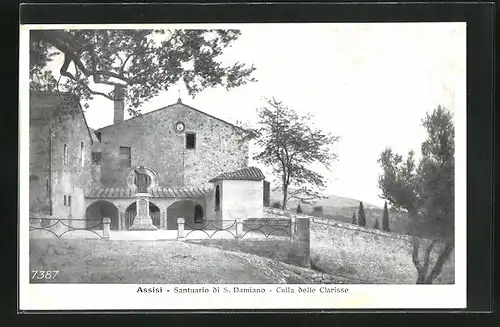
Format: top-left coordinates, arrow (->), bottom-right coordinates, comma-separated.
313,205 -> 323,212
351,212 -> 357,225
271,201 -> 281,209
296,203 -> 303,213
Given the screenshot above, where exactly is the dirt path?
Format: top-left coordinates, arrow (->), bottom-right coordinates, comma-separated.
29,239 -> 356,284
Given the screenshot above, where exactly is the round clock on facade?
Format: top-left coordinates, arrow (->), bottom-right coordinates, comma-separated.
174,121 -> 185,133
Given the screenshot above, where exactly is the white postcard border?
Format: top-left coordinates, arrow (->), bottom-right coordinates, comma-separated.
19,23 -> 467,311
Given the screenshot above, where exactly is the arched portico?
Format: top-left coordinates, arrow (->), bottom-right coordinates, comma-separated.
85,200 -> 119,230
167,200 -> 205,230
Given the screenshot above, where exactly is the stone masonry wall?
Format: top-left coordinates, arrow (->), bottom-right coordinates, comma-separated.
264,207 -> 455,284
29,120 -> 51,216
29,92 -> 100,220
50,108 -> 98,220
97,103 -> 249,188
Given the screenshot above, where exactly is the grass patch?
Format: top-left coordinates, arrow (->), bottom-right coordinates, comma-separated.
29,238 -> 328,284
186,238 -> 305,267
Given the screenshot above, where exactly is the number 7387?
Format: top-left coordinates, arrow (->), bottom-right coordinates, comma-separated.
31,270 -> 59,280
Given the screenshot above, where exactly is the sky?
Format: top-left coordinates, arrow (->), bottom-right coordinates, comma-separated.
45,23 -> 466,207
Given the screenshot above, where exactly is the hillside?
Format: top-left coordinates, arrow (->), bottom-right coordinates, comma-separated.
270,189 -> 411,235
269,189 -> 381,211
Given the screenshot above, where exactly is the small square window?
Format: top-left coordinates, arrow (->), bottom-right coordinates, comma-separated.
186,133 -> 196,149
92,152 -> 102,165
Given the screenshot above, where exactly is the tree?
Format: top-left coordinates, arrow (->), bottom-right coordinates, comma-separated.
253,98 -> 339,210
382,201 -> 390,232
373,219 -> 380,230
351,212 -> 357,225
377,106 -> 454,284
30,29 -> 256,114
357,202 -> 366,227
296,203 -> 303,214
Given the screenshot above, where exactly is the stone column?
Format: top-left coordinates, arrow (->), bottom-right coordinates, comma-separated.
103,217 -> 111,239
177,218 -> 185,239
119,211 -> 125,231
163,212 -> 168,229
129,193 -> 158,230
292,218 -> 311,268
236,218 -> 243,238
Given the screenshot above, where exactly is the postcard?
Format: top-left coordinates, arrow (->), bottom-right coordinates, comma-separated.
19,22 -> 466,311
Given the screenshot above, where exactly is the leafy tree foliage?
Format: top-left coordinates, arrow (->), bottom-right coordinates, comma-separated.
382,201 -> 390,232
377,106 -> 454,284
351,212 -> 357,225
357,202 -> 366,227
296,203 -> 303,214
30,29 -> 256,115
252,98 -> 339,209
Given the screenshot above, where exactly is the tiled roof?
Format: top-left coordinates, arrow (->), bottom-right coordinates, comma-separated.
88,127 -> 101,144
86,186 -> 213,199
209,166 -> 265,183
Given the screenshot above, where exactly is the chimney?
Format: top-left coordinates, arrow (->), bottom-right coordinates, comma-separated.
113,84 -> 125,124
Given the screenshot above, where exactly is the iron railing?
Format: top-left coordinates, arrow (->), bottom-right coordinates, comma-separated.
183,220 -> 237,239
29,218 -> 104,239
241,218 -> 292,238
183,218 -> 292,239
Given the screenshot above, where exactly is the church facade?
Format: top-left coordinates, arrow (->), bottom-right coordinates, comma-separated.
29,86 -> 269,231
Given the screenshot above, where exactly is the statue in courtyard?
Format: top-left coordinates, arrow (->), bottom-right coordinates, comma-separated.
134,166 -> 151,193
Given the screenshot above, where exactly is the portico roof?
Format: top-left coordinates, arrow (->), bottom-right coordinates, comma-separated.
209,166 -> 265,183
86,186 -> 213,199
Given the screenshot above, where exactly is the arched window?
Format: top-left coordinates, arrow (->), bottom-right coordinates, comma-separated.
194,204 -> 204,223
215,185 -> 220,211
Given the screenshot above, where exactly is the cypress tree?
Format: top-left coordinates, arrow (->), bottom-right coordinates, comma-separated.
296,203 -> 303,213
373,218 -> 379,229
358,202 -> 366,227
352,212 -> 357,225
382,201 -> 390,231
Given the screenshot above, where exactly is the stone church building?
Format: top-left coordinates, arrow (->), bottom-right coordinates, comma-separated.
29,86 -> 270,231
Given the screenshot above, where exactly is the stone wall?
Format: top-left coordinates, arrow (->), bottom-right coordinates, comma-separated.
29,119 -> 51,216
264,208 -> 455,284
30,92 -> 100,219
97,102 -> 249,188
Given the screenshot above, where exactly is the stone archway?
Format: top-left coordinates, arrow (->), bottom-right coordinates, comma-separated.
167,200 -> 204,230
126,166 -> 159,189
125,201 -> 161,229
85,200 -> 119,230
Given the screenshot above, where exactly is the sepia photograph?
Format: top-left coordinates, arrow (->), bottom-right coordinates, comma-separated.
20,22 -> 466,310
